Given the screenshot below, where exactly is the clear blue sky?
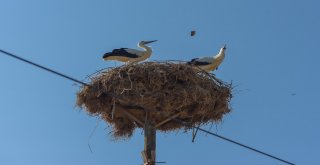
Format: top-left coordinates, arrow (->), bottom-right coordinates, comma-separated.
1,0 -> 319,164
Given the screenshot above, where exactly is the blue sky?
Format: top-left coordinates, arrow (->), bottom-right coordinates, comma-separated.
1,0 -> 319,164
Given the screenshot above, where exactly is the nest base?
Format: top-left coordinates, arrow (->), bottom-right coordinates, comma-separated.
77,62 -> 232,138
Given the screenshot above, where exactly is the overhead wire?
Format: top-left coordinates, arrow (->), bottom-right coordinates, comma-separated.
0,49 -> 88,86
174,119 -> 295,165
0,48 -> 295,165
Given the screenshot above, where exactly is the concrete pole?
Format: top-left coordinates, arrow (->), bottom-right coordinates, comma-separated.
142,118 -> 156,165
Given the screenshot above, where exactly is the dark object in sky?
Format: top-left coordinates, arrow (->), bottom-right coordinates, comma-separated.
191,30 -> 196,36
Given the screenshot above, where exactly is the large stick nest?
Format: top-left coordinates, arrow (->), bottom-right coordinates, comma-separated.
76,62 -> 232,139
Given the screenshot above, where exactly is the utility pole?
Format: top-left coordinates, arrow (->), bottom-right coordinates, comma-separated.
141,112 -> 156,165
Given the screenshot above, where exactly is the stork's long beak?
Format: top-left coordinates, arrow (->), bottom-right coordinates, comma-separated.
144,40 -> 158,44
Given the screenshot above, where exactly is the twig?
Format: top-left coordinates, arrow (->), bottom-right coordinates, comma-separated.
120,71 -> 133,94
155,111 -> 184,128
111,99 -> 116,119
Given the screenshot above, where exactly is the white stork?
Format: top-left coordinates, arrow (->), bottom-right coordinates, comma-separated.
187,45 -> 227,72
103,40 -> 157,64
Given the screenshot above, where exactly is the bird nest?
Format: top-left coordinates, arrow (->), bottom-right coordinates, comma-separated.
76,62 -> 232,139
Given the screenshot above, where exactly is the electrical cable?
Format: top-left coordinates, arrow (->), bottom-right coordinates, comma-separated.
0,49 -> 88,86
174,119 -> 295,165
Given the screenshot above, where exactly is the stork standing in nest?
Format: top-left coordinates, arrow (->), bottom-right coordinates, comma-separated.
103,40 -> 157,64
187,45 -> 227,72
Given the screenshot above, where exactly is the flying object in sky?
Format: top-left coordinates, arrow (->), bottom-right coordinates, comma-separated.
191,30 -> 196,37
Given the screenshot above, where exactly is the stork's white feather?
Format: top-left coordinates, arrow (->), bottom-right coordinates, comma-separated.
103,40 -> 157,64
188,45 -> 227,72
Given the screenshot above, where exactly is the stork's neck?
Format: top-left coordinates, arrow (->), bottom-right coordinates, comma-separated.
139,44 -> 152,57
214,48 -> 226,60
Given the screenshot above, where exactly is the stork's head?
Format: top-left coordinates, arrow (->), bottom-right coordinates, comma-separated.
216,44 -> 227,55
220,44 -> 227,53
138,40 -> 158,47
222,44 -> 227,50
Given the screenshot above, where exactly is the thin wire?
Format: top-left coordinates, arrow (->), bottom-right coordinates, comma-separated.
174,119 -> 295,165
0,49 -> 88,86
88,118 -> 101,153
0,48 -> 295,165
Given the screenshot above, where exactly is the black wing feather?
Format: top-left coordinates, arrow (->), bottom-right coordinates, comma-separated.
187,58 -> 210,65
103,48 -> 139,58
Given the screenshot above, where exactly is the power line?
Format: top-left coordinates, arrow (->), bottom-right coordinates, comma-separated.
174,119 -> 295,165
0,48 -> 295,165
0,49 -> 88,86
0,49 -> 138,109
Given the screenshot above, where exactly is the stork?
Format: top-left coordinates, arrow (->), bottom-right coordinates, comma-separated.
187,45 -> 227,72
103,40 -> 157,64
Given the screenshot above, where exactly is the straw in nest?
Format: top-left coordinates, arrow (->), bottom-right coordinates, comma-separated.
76,62 -> 232,138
